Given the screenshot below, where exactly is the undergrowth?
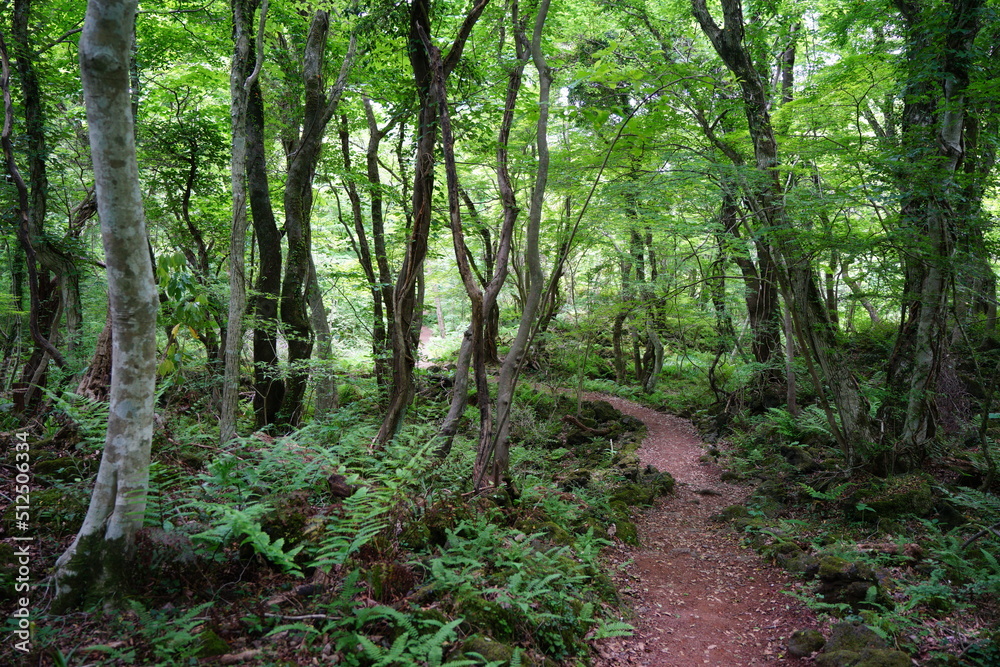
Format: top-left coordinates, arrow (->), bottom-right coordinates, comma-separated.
711,397 -> 1000,666
3,378 -> 654,667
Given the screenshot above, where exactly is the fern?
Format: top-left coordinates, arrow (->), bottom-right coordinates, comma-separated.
355,609 -> 473,667
797,481 -> 853,502
188,502 -> 304,576
592,620 -> 634,639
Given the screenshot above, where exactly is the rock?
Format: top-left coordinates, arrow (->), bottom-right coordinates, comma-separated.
817,557 -> 883,610
786,552 -> 820,577
33,456 -> 87,482
823,622 -> 888,653
750,495 -> 785,518
849,473 -> 935,521
612,518 -> 639,545
779,445 -> 820,473
855,648 -> 912,667
816,650 -> 862,667
536,521 -> 573,545
259,492 -> 312,552
720,470 -> 744,482
461,635 -> 515,663
642,467 -> 675,496
611,482 -> 656,506
326,473 -> 355,499
587,400 -> 622,424
561,468 -> 591,490
787,629 -> 825,657
196,629 -> 230,658
458,598 -> 518,641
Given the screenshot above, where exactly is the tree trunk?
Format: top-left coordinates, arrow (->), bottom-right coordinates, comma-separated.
307,257 -> 336,420
53,0 -> 157,608
477,0 -> 551,489
338,111 -> 389,387
842,261 -> 882,326
613,256 -> 632,383
76,309 -> 113,402
219,0 -> 265,444
693,0 -> 874,464
882,0 -> 984,466
247,74 -> 284,429
364,97 -> 398,385
437,328 -> 473,457
277,12 -> 355,427
3,2 -> 69,389
375,0 -> 489,444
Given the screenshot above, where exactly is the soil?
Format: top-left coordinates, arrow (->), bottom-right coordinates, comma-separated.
589,396 -> 821,666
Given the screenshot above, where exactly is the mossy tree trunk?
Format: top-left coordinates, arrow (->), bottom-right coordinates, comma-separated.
277,11 -> 355,427
219,0 -> 265,444
882,0 -> 985,467
52,0 -> 157,609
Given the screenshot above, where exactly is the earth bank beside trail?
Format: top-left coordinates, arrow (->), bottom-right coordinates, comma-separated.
589,395 -> 819,666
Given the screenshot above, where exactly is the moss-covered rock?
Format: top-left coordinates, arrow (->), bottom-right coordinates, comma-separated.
854,648 -> 912,667
611,482 -> 656,506
613,518 -> 639,545
749,495 -> 784,519
259,492 -> 311,550
461,635 -> 515,663
195,629 -> 230,658
823,622 -> 888,653
768,541 -> 820,576
458,597 -> 519,641
560,468 -> 591,490
33,456 -> 88,483
849,473 -> 935,520
817,558 -> 883,611
536,521 -> 573,545
816,650 -> 863,667
1,487 -> 87,533
787,629 -> 825,657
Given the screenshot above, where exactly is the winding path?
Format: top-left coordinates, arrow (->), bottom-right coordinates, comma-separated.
591,396 -> 818,666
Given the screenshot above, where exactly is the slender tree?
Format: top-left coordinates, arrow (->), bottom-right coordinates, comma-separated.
375,0 -> 489,444
692,0 -> 874,464
277,12 -> 355,426
219,0 -> 267,444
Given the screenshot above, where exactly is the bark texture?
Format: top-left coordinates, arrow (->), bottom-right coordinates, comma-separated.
53,0 -> 157,609
219,0 -> 265,444
277,12 -> 354,427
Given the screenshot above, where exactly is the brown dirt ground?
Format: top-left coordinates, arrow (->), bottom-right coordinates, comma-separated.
589,396 -> 821,666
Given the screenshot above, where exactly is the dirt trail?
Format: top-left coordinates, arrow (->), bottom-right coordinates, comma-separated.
591,396 -> 819,666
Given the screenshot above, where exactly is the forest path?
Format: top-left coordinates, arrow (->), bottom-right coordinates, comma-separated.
588,395 -> 818,666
